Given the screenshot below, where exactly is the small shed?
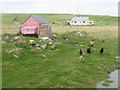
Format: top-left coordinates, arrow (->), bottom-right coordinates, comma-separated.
20,15 -> 52,38
69,16 -> 94,26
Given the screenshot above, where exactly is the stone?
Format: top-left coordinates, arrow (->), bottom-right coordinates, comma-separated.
35,44 -> 40,47
40,37 -> 52,41
39,40 -> 42,42
48,42 -> 53,45
53,35 -> 57,37
9,49 -> 14,53
76,31 -> 87,38
41,37 -> 50,41
36,47 -> 42,50
13,55 -> 19,58
40,54 -> 46,57
13,36 -> 20,40
29,40 -> 35,45
41,44 -> 47,49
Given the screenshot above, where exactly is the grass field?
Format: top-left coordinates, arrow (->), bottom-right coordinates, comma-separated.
1,14 -> 118,88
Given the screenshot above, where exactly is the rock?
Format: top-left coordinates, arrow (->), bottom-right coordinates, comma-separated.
41,44 -> 47,49
39,40 -> 42,42
13,36 -> 20,40
49,42 -> 52,44
13,55 -> 19,58
40,54 -> 46,57
77,31 -> 87,38
9,49 -> 14,53
6,48 -> 22,54
41,37 -> 51,41
63,37 -> 69,40
35,44 -> 40,47
36,47 -> 42,50
77,32 -> 83,37
53,35 -> 57,37
29,40 -> 35,45
29,40 -> 35,43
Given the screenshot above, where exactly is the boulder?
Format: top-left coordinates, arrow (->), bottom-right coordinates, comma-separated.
35,44 -> 40,47
36,47 -> 42,50
40,37 -> 52,41
29,40 -> 35,45
13,36 -> 20,40
48,42 -> 53,45
13,55 -> 19,58
76,32 -> 83,37
41,44 -> 47,49
40,54 -> 46,57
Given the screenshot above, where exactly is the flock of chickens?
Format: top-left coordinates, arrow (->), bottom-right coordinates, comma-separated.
79,39 -> 104,59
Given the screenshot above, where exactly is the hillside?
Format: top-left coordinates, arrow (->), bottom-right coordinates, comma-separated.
2,14 -> 118,34
2,14 -> 118,88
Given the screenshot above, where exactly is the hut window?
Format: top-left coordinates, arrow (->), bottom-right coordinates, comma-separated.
74,21 -> 77,23
83,21 -> 86,23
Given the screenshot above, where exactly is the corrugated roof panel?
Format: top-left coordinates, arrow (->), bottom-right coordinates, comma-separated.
31,16 -> 50,24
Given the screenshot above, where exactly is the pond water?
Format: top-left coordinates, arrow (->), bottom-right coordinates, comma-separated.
96,56 -> 120,88
96,69 -> 119,88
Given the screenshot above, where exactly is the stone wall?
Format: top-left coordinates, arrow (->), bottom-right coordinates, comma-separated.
38,24 -> 52,38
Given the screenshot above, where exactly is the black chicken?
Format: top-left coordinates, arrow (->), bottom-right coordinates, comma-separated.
80,49 -> 83,55
79,49 -> 84,59
87,48 -> 91,53
100,48 -> 104,54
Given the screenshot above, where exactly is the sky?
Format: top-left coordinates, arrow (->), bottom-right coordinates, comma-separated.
1,0 -> 119,16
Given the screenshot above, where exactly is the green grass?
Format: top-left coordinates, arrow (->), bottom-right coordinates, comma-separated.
2,14 -> 118,29
102,82 -> 110,86
105,80 -> 113,83
2,30 -> 118,88
2,13 -> 118,88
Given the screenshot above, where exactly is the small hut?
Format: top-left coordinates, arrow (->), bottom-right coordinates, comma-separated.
20,16 -> 52,38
